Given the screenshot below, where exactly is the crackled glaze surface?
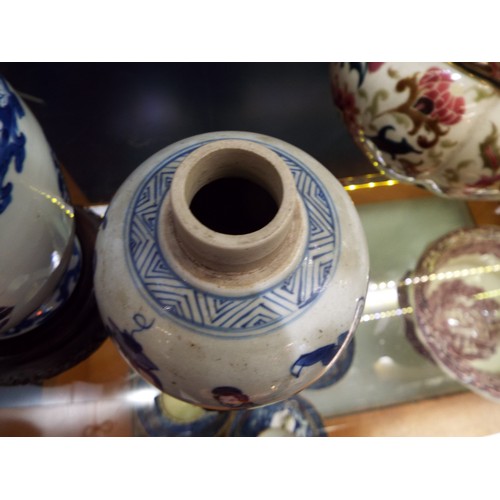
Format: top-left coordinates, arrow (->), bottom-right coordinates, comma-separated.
331,62 -> 500,200
95,132 -> 369,410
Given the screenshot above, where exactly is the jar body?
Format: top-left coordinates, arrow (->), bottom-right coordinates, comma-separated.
94,132 -> 369,410
0,76 -> 75,337
331,62 -> 500,200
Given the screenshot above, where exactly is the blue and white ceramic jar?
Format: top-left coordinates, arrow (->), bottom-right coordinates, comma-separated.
228,395 -> 327,437
0,76 -> 78,338
94,132 -> 369,410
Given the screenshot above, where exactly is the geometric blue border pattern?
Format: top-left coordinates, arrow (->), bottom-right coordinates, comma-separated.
124,138 -> 340,338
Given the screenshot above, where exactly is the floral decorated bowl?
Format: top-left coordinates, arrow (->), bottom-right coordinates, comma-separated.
331,62 -> 500,200
408,226 -> 500,400
0,75 -> 76,337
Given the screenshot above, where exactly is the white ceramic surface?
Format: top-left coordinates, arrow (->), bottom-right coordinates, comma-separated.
94,131 -> 369,410
0,76 -> 75,337
331,62 -> 500,200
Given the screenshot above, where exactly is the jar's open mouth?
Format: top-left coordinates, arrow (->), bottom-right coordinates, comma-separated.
189,176 -> 279,236
159,139 -> 307,291
169,139 -> 299,262
177,141 -> 290,240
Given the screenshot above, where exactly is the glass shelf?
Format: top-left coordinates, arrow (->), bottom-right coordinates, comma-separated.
304,194 -> 474,417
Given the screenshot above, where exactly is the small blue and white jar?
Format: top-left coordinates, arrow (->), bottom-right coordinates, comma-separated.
94,132 -> 369,410
0,76 -> 78,338
228,395 -> 327,437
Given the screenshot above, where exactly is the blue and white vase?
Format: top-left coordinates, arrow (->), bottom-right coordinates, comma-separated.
94,132 -> 369,410
0,76 -> 78,338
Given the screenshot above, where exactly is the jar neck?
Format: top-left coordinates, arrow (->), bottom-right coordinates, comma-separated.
158,139 -> 307,291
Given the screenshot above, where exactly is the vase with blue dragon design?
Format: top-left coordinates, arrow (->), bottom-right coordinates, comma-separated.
94,132 -> 369,410
0,75 -> 78,338
331,62 -> 500,200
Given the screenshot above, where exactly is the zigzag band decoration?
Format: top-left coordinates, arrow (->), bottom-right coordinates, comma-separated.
124,138 -> 340,337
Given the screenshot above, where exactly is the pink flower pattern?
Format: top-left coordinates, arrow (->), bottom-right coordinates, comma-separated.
414,67 -> 466,126
367,62 -> 384,73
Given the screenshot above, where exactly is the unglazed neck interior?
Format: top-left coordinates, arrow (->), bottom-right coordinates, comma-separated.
163,139 -> 306,283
